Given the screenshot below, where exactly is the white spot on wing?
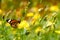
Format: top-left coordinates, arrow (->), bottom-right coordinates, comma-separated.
8,19 -> 11,23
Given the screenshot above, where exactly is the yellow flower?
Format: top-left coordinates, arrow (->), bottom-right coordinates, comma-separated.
17,23 -> 24,29
33,14 -> 40,20
31,14 -> 40,25
5,23 -> 10,27
0,21 -> 3,25
35,27 -> 46,34
35,27 -> 42,33
49,5 -> 59,12
55,30 -> 60,34
17,20 -> 30,30
26,12 -> 34,17
0,9 -> 3,14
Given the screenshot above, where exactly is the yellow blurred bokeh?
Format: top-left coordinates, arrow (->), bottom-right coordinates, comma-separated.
0,21 -> 3,25
17,20 -> 30,30
55,30 -> 60,34
31,14 -> 40,25
49,5 -> 59,12
5,23 -> 10,27
0,9 -> 3,14
35,27 -> 42,33
26,12 -> 34,17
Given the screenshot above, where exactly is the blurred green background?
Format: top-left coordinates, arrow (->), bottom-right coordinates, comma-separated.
0,0 -> 60,40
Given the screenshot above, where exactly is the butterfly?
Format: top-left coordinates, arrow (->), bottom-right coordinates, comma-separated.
6,19 -> 21,28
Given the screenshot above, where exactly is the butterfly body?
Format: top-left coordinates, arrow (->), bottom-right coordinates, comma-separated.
6,19 -> 20,28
